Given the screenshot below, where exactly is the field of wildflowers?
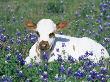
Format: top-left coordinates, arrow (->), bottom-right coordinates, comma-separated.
0,0 -> 110,82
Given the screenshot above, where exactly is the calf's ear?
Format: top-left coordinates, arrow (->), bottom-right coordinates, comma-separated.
56,21 -> 68,31
25,20 -> 37,31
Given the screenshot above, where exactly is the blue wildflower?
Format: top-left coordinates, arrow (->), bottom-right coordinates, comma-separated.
66,67 -> 73,76
59,64 -> 65,73
41,52 -> 49,62
74,70 -> 85,79
57,55 -> 63,63
16,69 -> 24,77
5,45 -> 11,52
68,55 -> 76,63
100,67 -> 108,74
1,75 -> 12,82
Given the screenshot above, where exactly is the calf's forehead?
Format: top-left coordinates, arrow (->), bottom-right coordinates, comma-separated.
36,19 -> 56,34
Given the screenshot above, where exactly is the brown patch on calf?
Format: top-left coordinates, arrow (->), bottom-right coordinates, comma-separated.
36,45 -> 40,57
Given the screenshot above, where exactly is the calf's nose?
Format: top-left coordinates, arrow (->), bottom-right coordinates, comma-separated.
39,41 -> 49,51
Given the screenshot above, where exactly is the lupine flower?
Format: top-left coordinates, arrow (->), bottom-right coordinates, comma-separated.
0,34 -> 7,42
57,55 -> 63,63
1,75 -> 12,82
98,25 -> 103,32
59,64 -> 65,73
54,74 -> 63,81
74,70 -> 85,79
0,27 -> 5,33
16,69 -> 24,77
106,15 -> 110,20
40,71 -> 48,82
41,52 -> 49,62
89,69 -> 98,79
100,67 -> 108,74
5,53 -> 11,61
43,71 -> 48,79
29,33 -> 38,43
5,45 -> 11,52
68,55 -> 76,63
16,31 -> 21,36
9,37 -> 14,44
16,53 -> 25,65
66,67 -> 73,76
16,37 -> 22,45
27,63 -> 33,68
44,63 -> 48,71
87,74 -> 94,81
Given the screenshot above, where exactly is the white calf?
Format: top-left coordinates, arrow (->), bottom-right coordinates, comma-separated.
25,19 -> 109,64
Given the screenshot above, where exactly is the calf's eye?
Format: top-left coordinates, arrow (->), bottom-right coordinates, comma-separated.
36,31 -> 40,37
49,33 -> 55,38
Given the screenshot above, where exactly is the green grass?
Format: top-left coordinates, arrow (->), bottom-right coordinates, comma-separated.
0,0 -> 110,82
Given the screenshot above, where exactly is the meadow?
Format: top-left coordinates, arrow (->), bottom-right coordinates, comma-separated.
0,0 -> 110,82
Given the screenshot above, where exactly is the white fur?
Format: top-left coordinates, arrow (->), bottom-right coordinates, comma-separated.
25,19 -> 109,64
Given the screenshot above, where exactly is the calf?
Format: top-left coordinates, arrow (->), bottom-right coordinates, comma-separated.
25,19 -> 109,64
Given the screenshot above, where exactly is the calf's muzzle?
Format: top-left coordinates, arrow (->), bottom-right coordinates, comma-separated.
39,40 -> 50,51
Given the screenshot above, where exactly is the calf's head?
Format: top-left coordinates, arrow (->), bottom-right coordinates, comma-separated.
26,19 -> 68,51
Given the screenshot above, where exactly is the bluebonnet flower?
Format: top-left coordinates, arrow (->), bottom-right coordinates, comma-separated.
16,69 -> 24,77
89,69 -> 98,79
29,33 -> 38,43
41,52 -> 49,62
16,37 -> 22,45
43,71 -> 48,79
44,63 -> 48,71
106,15 -> 110,20
16,31 -> 21,36
0,27 -> 5,33
5,45 -> 11,52
27,63 -> 33,68
5,53 -> 11,62
54,74 -> 63,81
74,70 -> 85,79
68,56 -> 76,63
59,64 -> 65,73
104,22 -> 110,27
66,67 -> 73,76
82,60 -> 94,72
57,55 -> 63,63
9,37 -> 14,44
40,71 -> 48,82
0,34 -> 7,42
98,25 -> 103,32
87,74 -> 94,81
96,73 -> 107,82
100,67 -> 108,74
16,53 -> 25,65
1,75 -> 12,82
23,37 -> 28,44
